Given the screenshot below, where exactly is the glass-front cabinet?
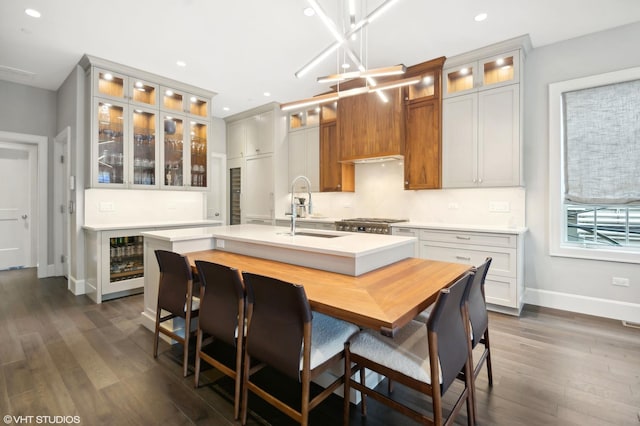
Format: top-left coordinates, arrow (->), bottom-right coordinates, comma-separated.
160,114 -> 208,189
84,55 -> 213,190
131,107 -> 159,187
443,50 -> 520,97
96,99 -> 127,185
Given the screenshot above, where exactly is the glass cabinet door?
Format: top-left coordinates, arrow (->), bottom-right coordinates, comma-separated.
190,121 -> 207,188
161,87 -> 184,113
97,99 -> 127,185
445,64 -> 475,97
188,95 -> 208,118
481,51 -> 519,87
131,108 -> 158,187
96,69 -> 127,100
407,72 -> 437,101
130,78 -> 158,107
162,114 -> 185,187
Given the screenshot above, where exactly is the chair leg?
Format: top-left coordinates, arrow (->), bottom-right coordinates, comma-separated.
343,344 -> 351,426
484,330 -> 493,386
153,308 -> 161,358
241,345 -> 250,425
359,365 -> 367,416
183,314 -> 191,377
194,329 -> 203,388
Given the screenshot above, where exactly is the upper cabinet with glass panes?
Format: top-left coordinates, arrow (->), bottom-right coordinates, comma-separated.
443,50 -> 520,98
80,55 -> 214,190
161,86 -> 210,118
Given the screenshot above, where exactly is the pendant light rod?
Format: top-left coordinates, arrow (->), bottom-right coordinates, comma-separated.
295,0 -> 402,78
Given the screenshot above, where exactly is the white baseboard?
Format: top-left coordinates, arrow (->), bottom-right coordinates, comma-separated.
68,276 -> 86,295
524,288 -> 640,323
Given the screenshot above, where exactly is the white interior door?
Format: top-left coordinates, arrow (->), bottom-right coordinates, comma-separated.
0,143 -> 35,270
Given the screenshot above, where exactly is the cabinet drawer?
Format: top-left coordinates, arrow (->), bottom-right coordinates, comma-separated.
420,242 -> 515,278
420,229 -> 516,248
484,275 -> 517,308
392,227 -> 420,238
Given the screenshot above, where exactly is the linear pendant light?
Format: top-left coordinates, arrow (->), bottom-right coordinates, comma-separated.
369,76 -> 421,93
316,64 -> 407,83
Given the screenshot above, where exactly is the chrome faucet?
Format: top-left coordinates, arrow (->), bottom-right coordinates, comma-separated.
290,175 -> 313,235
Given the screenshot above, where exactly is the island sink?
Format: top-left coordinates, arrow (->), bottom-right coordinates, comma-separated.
276,231 -> 342,238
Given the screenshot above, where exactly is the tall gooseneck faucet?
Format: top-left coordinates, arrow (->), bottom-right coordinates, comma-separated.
290,175 -> 313,235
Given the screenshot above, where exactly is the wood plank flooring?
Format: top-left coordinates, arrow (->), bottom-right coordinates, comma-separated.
0,268 -> 638,425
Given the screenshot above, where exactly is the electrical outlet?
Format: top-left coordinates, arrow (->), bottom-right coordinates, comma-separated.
448,202 -> 459,209
612,277 -> 629,287
489,201 -> 510,212
216,239 -> 225,249
99,202 -> 114,212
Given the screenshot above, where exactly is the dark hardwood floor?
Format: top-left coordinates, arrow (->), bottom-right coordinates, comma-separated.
1,268 -> 638,425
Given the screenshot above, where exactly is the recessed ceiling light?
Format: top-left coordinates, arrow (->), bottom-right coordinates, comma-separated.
303,7 -> 315,16
474,12 -> 488,22
223,107 -> 230,111
263,92 -> 271,97
25,8 -> 41,18
135,81 -> 143,88
176,60 -> 186,67
459,68 -> 469,75
103,73 -> 113,81
190,96 -> 197,102
165,89 -> 173,96
341,63 -> 351,69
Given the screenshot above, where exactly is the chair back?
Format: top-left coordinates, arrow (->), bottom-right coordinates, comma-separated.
195,261 -> 244,347
154,250 -> 193,316
467,257 -> 492,347
242,272 -> 312,381
427,272 -> 473,392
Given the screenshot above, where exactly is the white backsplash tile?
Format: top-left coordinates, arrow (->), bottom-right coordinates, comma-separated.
85,189 -> 206,225
280,160 -> 525,227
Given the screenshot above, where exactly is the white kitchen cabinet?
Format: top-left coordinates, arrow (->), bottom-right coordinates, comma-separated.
441,37 -> 528,188
442,84 -> 520,187
392,224 -> 526,315
82,56 -> 213,190
288,126 -> 319,193
243,155 -> 274,222
226,111 -> 275,159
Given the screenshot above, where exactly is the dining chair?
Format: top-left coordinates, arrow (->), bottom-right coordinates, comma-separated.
193,260 -> 245,420
416,258 -> 493,379
344,272 -> 475,426
240,272 -> 359,426
153,249 -> 200,377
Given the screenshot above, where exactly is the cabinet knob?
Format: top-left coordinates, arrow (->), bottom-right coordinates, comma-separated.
405,181 -> 409,185
337,184 -> 341,188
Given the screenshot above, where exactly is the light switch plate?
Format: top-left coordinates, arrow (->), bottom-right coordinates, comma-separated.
99,201 -> 115,212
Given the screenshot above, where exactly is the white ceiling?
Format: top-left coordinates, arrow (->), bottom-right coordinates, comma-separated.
1,0 -> 640,118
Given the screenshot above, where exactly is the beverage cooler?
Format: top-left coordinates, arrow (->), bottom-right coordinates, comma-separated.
84,228 -> 147,303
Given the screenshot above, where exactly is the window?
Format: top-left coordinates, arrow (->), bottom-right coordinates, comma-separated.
549,68 -> 640,264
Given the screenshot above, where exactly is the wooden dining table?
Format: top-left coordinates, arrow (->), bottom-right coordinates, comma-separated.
186,250 -> 472,336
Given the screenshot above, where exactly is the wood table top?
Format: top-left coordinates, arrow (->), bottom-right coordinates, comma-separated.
186,250 -> 472,336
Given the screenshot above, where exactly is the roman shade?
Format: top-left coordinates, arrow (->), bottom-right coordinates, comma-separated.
562,79 -> 640,204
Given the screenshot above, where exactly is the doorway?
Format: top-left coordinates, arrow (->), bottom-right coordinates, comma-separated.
0,143 -> 35,269
0,131 -> 48,277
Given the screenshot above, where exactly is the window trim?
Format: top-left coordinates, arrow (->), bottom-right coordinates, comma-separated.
548,67 -> 640,264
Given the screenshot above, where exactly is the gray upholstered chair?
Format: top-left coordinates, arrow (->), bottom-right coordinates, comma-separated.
153,249 -> 200,377
193,260 -> 245,420
344,272 -> 475,426
240,272 -> 359,426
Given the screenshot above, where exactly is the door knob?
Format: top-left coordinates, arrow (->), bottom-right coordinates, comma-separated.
22,214 -> 28,219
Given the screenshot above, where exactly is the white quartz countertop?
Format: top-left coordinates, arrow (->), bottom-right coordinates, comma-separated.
391,222 -> 528,235
83,220 -> 222,232
144,224 -> 417,258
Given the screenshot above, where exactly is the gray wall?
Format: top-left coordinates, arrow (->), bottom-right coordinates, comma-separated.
523,22 -> 640,317
0,80 -> 57,264
56,65 -> 86,286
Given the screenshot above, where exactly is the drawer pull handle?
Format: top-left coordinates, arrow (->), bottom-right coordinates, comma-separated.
456,236 -> 471,240
456,256 -> 471,261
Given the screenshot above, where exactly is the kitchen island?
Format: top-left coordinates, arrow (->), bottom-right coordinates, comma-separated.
140,224 -> 417,333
